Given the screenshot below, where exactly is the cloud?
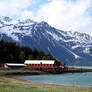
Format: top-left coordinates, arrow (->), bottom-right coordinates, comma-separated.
0,0 -> 37,17
20,10 -> 36,20
36,0 -> 92,34
0,0 -> 92,35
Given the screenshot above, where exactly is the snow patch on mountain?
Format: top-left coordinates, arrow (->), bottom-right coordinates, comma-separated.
47,31 -> 62,41
63,45 -> 80,59
72,45 -> 80,50
83,48 -> 90,54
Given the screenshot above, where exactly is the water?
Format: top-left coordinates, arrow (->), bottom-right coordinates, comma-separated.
16,72 -> 92,87
68,66 -> 92,69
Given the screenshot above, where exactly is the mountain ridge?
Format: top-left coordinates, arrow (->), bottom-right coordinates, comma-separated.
0,16 -> 92,66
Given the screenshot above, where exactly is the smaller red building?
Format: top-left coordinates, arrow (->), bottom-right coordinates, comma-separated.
60,63 -> 66,68
24,60 -> 56,68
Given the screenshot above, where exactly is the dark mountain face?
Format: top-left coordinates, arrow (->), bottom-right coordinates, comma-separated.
0,16 -> 92,66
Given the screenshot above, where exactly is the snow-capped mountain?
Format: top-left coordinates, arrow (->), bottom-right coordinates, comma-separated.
0,16 -> 92,66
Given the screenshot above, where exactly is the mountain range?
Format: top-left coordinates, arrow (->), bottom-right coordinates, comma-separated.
0,16 -> 92,66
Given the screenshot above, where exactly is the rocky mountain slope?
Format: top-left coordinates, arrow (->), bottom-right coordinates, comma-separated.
0,16 -> 92,66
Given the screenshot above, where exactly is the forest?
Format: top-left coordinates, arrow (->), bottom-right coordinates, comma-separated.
0,40 -> 60,66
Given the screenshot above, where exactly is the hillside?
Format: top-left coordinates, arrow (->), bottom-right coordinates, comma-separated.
0,40 -> 59,65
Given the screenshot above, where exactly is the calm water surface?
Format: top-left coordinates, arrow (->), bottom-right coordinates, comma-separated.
16,72 -> 92,87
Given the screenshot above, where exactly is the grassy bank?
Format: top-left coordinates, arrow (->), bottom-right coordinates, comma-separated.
0,76 -> 92,92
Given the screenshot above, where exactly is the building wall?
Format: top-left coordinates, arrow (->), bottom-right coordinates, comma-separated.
26,64 -> 55,68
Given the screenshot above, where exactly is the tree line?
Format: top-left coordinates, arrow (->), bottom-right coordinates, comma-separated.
0,40 -> 60,66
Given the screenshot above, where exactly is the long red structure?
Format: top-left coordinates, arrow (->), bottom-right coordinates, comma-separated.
2,60 -> 65,68
24,60 -> 56,68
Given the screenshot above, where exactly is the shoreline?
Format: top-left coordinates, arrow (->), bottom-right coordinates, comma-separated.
0,69 -> 92,92
0,75 -> 92,88
14,73 -> 92,88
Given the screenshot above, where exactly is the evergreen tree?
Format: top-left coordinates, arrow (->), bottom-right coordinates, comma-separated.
19,51 -> 25,63
42,56 -> 47,60
0,40 -> 61,66
28,54 -> 34,60
33,49 -> 39,58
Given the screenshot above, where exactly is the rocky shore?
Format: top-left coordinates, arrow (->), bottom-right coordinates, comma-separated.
0,67 -> 92,76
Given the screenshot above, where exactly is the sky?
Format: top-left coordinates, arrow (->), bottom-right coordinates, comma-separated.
0,0 -> 92,36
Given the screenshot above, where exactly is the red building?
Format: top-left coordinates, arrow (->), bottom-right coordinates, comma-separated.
60,63 -> 66,68
24,60 -> 56,68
